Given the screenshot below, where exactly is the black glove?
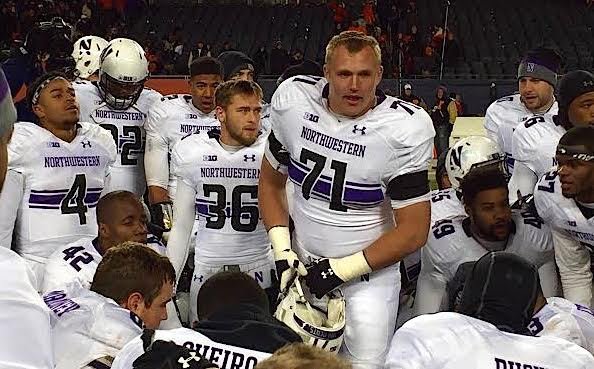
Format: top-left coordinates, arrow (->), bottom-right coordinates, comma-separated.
304,258 -> 345,299
133,339 -> 218,369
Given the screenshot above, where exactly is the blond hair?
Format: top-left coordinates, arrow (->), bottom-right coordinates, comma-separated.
215,79 -> 263,109
325,31 -> 381,65
255,344 -> 352,369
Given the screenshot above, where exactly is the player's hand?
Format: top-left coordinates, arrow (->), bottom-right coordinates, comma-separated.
304,259 -> 346,298
305,251 -> 372,298
268,226 -> 307,291
150,201 -> 174,232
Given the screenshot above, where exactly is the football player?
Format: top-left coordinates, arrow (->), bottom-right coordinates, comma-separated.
259,31 -> 434,369
415,167 -> 556,316
145,57 -> 223,231
112,271 -> 299,369
431,136 -> 503,225
218,51 -> 256,82
75,38 -> 162,197
71,35 -> 108,82
44,242 -> 175,368
484,48 -> 561,174
534,126 -> 594,307
42,190 -> 155,293
0,66 -> 54,369
0,71 -> 116,286
387,252 -> 594,369
510,70 -> 594,199
167,80 -> 274,325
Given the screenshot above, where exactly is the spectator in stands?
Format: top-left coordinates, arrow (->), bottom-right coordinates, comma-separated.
447,92 -> 458,127
270,40 -> 290,75
218,50 -> 255,81
189,41 -> 210,66
194,271 -> 302,352
290,49 -> 304,66
221,41 -> 235,53
400,83 -> 417,103
455,93 -> 464,116
431,85 -> 450,156
253,46 -> 268,75
256,344 -> 352,369
444,31 -> 461,66
277,59 -> 323,86
362,0 -> 376,32
328,0 -> 347,32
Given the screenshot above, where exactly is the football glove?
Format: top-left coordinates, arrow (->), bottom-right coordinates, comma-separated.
305,251 -> 372,298
269,226 -> 307,292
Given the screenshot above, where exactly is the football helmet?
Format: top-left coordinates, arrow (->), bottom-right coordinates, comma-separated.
99,38 -> 148,110
446,136 -> 504,190
275,277 -> 345,353
72,35 -> 108,79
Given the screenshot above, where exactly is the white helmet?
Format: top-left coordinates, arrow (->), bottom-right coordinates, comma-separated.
275,278 -> 345,353
446,136 -> 504,190
72,35 -> 108,79
99,38 -> 149,110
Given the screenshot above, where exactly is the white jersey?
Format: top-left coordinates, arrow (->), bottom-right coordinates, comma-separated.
265,76 -> 434,258
42,235 -> 166,293
429,188 -> 465,226
112,328 -> 270,369
0,248 -> 54,369
4,122 -> 116,265
386,312 -> 594,369
530,297 -> 594,355
43,281 -> 143,369
484,94 -> 558,172
415,212 -> 554,314
512,114 -> 565,180
534,171 -> 594,306
145,93 -> 219,198
171,131 -> 270,264
75,80 -> 162,196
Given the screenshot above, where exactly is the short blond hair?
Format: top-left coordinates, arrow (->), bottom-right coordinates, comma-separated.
255,344 -> 352,369
325,31 -> 381,65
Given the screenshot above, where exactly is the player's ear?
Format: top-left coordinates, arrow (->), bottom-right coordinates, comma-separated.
215,106 -> 225,123
124,292 -> 144,313
323,64 -> 330,80
98,222 -> 110,240
377,64 -> 384,82
464,203 -> 471,217
32,104 -> 45,120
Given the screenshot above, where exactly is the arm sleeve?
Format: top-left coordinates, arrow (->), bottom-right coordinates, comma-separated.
0,170 -> 24,248
145,105 -> 170,189
483,107 -> 501,147
508,160 -> 538,203
413,244 -> 449,316
538,260 -> 561,297
553,229 -> 593,307
166,179 -> 197,279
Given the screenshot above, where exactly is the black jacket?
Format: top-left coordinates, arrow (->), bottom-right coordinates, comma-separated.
194,303 -> 302,353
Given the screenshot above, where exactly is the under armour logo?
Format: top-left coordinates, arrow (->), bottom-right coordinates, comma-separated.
244,154 -> 256,162
81,140 -> 92,148
526,62 -> 535,72
321,268 -> 334,279
352,125 -> 366,135
568,220 -> 577,227
193,275 -> 204,283
178,351 -> 200,368
584,80 -> 594,87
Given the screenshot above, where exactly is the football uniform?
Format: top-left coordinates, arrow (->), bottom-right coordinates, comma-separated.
414,211 -> 554,315
0,121 -> 116,285
534,171 -> 594,307
429,188 -> 465,226
509,114 -> 565,198
169,130 -> 274,324
41,235 -> 166,293
529,297 -> 594,355
43,281 -> 143,369
0,248 -> 54,369
386,312 -> 594,369
145,93 -> 219,199
75,80 -> 162,196
484,94 -> 558,173
265,76 -> 434,368
111,328 -> 270,369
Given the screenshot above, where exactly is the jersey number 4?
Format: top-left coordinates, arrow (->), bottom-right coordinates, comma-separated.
203,184 -> 259,232
61,174 -> 88,225
100,124 -> 142,165
300,148 -> 348,212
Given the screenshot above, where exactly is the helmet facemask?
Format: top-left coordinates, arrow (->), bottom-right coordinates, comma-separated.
99,71 -> 145,110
